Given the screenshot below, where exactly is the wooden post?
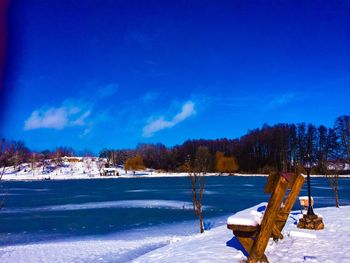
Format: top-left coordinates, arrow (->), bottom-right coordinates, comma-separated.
248,176 -> 289,263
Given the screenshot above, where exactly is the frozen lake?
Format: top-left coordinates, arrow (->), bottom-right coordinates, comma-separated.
0,176 -> 349,262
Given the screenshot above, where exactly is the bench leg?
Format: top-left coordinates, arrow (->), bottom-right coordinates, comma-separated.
234,236 -> 268,263
246,248 -> 268,263
272,224 -> 283,240
236,236 -> 253,255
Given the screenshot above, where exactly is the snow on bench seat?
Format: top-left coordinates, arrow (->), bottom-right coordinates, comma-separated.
227,202 -> 267,226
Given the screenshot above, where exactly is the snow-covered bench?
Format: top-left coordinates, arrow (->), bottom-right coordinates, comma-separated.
227,202 -> 267,228
227,172 -> 305,263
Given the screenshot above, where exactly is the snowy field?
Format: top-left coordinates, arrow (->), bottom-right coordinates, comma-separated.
1,157 -> 187,181
0,158 -> 268,181
1,157 -> 349,181
1,205 -> 349,263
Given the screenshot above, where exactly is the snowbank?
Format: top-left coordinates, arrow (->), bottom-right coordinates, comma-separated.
134,206 -> 350,263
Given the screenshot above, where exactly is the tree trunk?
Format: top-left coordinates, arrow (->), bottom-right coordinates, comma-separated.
197,206 -> 204,233
335,188 -> 340,208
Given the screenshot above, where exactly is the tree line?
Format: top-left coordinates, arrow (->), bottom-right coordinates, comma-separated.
1,115 -> 349,174
100,115 -> 349,174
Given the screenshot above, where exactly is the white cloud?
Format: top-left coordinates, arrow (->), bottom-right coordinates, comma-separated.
71,110 -> 91,126
173,102 -> 196,123
24,108 -> 68,130
143,101 -> 196,137
23,83 -> 118,135
24,104 -> 91,130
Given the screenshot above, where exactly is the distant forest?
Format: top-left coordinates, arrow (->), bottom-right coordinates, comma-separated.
1,115 -> 349,174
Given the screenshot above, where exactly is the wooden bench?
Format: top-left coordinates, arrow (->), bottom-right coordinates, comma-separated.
227,172 -> 305,263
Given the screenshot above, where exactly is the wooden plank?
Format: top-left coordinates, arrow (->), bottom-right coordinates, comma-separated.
275,174 -> 305,233
264,172 -> 279,194
227,224 -> 257,233
232,229 -> 258,238
229,223 -> 258,238
281,174 -> 305,213
248,175 -> 289,263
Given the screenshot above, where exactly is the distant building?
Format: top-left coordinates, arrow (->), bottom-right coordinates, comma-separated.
327,160 -> 350,174
101,167 -> 119,176
62,156 -> 82,163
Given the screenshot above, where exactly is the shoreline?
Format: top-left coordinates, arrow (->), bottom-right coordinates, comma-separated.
1,203 -> 349,262
2,172 -> 350,182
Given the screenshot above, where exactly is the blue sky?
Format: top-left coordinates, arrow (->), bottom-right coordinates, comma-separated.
1,0 -> 350,153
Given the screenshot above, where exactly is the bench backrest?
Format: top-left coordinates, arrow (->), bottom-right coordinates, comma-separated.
264,172 -> 298,194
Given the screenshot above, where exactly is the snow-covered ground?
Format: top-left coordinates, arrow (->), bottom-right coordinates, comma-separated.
2,157 -> 349,181
135,205 -> 350,263
0,157 -> 267,181
0,205 -> 349,262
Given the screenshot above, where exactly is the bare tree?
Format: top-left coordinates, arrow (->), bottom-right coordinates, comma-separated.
189,149 -> 207,234
30,152 -> 37,176
324,162 -> 341,208
97,158 -> 106,176
83,153 -> 93,176
189,171 -> 205,233
0,138 -> 7,180
12,151 -> 20,174
0,138 -> 10,209
322,129 -> 342,208
53,148 -> 64,175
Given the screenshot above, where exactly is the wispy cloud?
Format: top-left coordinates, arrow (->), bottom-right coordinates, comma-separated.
23,83 -> 119,135
268,92 -> 297,108
24,103 -> 91,130
71,110 -> 91,126
143,101 -> 196,137
203,91 -> 300,111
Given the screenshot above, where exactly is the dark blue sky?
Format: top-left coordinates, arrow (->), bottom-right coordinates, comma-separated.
2,0 -> 350,153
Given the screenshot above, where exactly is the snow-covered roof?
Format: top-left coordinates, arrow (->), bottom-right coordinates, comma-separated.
103,168 -> 117,171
